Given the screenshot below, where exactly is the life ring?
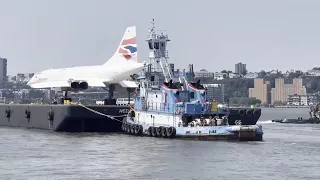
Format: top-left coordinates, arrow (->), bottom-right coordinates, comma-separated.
25,108 -> 31,119
166,126 -> 176,137
253,109 -> 260,117
5,107 -> 10,118
238,109 -> 245,116
48,109 -> 54,121
175,108 -> 181,115
246,110 -> 253,116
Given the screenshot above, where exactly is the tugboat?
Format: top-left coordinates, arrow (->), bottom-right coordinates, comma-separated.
271,104 -> 320,124
271,117 -> 320,124
121,20 -> 263,141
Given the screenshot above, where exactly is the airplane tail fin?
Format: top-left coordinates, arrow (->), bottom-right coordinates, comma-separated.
103,26 -> 138,65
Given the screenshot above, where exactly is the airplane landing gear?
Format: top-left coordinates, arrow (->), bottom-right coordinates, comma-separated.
127,88 -> 134,105
104,84 -> 116,105
60,91 -> 72,104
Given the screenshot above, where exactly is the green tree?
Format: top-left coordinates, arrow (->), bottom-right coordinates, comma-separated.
223,74 -> 228,79
229,97 -> 261,106
242,70 -> 248,76
258,70 -> 266,78
273,101 -> 283,105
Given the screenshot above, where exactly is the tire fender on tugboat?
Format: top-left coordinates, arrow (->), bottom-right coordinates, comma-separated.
253,109 -> 261,117
47,108 -> 54,121
238,109 -> 246,116
25,108 -> 31,119
5,107 -> 11,118
166,126 -> 176,137
246,109 -> 253,116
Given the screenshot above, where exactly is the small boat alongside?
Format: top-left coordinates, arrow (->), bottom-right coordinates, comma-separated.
271,117 -> 320,124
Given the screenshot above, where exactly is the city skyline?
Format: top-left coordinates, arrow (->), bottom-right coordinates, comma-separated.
6,63 -> 320,78
1,0 -> 320,74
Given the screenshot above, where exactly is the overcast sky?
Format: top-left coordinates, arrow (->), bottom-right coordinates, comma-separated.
1,0 -> 320,75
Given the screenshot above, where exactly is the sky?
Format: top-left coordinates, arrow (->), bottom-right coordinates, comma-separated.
1,0 -> 320,75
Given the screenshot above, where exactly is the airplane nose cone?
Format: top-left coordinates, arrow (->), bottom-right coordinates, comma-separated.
27,80 -> 32,87
27,77 -> 35,87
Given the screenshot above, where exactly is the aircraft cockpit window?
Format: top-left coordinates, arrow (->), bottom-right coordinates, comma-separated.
154,42 -> 159,49
33,73 -> 40,78
178,91 -> 190,102
148,42 -> 153,49
190,92 -> 195,99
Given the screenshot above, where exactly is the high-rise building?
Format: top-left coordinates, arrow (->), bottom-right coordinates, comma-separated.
0,57 -> 8,82
194,69 -> 214,78
249,78 -> 271,104
271,78 -> 306,104
235,62 -> 246,75
287,94 -> 318,106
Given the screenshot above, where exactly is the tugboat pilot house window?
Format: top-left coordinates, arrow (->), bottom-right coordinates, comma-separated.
178,91 -> 190,102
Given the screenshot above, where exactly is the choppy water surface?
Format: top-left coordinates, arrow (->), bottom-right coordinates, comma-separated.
1,108 -> 320,180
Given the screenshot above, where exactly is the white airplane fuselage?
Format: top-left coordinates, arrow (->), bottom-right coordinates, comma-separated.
27,26 -> 144,91
27,62 -> 144,89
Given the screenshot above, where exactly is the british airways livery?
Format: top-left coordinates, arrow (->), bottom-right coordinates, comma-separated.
27,26 -> 146,92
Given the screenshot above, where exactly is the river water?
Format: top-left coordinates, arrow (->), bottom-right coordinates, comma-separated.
0,108 -> 319,180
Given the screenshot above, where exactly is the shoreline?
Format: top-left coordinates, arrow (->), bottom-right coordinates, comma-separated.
228,106 -> 310,109
261,106 -> 310,108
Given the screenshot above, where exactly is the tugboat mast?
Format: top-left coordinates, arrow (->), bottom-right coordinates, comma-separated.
145,19 -> 173,88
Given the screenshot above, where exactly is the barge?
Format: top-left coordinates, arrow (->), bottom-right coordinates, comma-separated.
0,104 -> 129,132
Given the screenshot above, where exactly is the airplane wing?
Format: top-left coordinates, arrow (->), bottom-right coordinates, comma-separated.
27,81 -> 70,89
85,79 -> 138,88
90,79 -> 138,88
28,78 -> 138,89
118,80 -> 138,88
86,79 -> 107,87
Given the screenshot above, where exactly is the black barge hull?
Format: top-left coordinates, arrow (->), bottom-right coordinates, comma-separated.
0,104 -> 130,132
